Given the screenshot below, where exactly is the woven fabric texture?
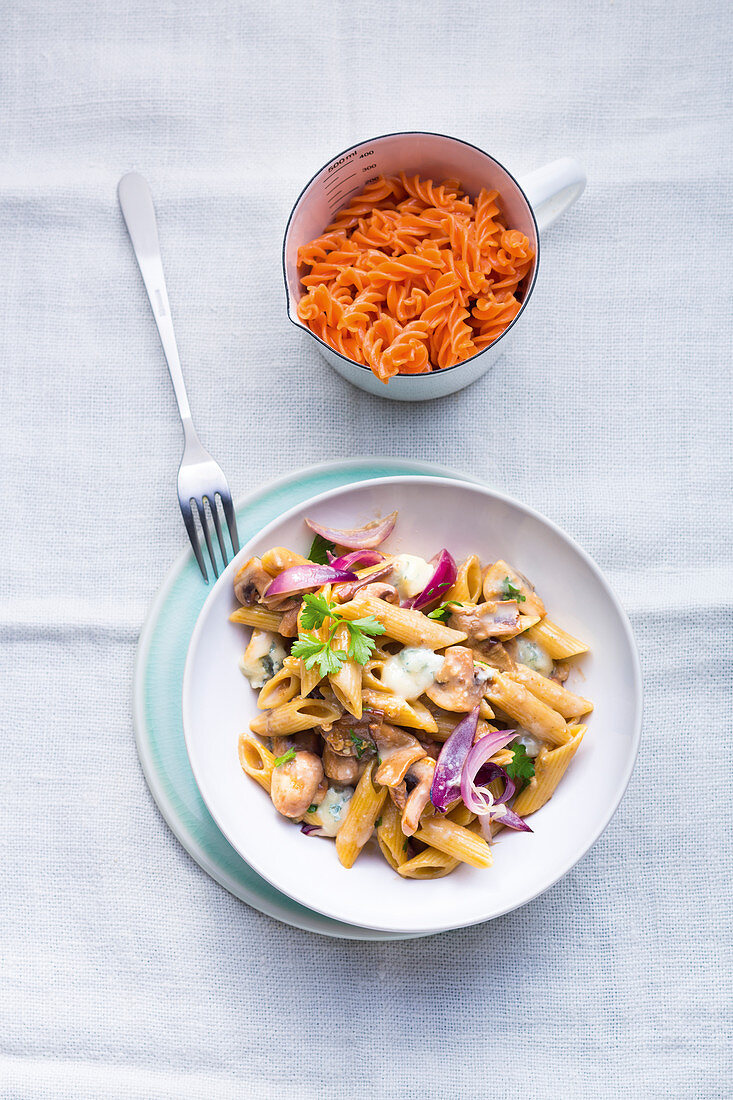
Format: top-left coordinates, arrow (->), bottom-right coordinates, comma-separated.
0,0 -> 731,1097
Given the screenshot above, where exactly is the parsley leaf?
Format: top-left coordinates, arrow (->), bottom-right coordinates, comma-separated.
345,615 -> 386,664
273,747 -> 296,768
300,592 -> 333,630
307,533 -> 336,565
502,577 -> 526,603
307,804 -> 318,814
506,741 -> 535,783
293,601 -> 386,678
427,600 -> 463,621
375,817 -> 382,828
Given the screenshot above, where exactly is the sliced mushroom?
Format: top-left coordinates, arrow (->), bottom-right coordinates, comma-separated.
401,757 -> 436,836
322,710 -> 383,757
278,599 -> 302,637
425,646 -> 487,712
448,600 -> 520,642
270,751 -> 324,819
389,782 -> 407,811
271,732 -> 319,756
482,559 -> 545,619
233,557 -> 272,606
373,722 -> 426,787
323,746 -> 361,784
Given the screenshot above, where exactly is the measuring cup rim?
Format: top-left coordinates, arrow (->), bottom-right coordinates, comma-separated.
282,129 -> 540,379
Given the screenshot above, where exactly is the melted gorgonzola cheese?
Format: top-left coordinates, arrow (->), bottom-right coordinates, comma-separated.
380,646 -> 444,700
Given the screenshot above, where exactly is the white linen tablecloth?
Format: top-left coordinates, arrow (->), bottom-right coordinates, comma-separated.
1,1 -> 731,1096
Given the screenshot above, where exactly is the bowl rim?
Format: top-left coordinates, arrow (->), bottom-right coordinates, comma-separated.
183,475 -> 643,934
281,130 -> 541,381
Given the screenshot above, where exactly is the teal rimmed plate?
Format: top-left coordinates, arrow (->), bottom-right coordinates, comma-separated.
133,458 -> 479,940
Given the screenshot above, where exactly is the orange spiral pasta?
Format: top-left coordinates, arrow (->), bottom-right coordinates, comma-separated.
296,174 -> 534,383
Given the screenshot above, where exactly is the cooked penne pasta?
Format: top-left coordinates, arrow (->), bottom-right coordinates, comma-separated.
478,643 -> 592,719
327,623 -> 362,717
338,593 -> 467,649
231,509 -> 594,880
376,800 -> 410,870
482,559 -> 546,619
413,817 -> 493,869
256,658 -> 301,710
238,732 -> 276,794
361,689 -> 438,732
512,725 -> 586,816
445,554 -> 483,604
397,848 -> 460,879
525,618 -> 589,659
250,697 -> 342,737
479,665 -> 571,747
229,605 -> 283,631
336,760 -> 387,868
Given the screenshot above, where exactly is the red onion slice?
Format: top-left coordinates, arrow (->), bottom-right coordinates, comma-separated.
496,807 -> 532,832
474,762 -> 516,804
406,549 -> 457,610
460,729 -> 518,816
263,563 -> 357,601
327,549 -> 385,571
301,823 -> 330,837
430,706 -> 480,812
305,511 -> 398,550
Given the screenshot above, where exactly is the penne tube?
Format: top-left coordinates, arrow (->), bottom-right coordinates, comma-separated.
512,725 -> 586,816
524,618 -> 589,659
361,689 -> 438,733
479,666 -> 571,747
413,817 -> 493,869
507,664 -> 593,719
256,657 -> 301,710
337,593 -> 467,649
482,559 -> 545,618
328,623 -> 362,717
336,760 -> 387,868
229,605 -> 284,632
476,643 -> 592,720
424,700 -> 495,741
397,848 -> 460,879
261,547 -> 311,576
238,733 -> 276,794
250,697 -> 342,737
376,800 -> 410,871
445,802 -> 476,827
445,554 -> 483,604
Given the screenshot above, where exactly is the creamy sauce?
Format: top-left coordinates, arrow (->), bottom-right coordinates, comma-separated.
380,646 -> 443,700
513,730 -> 543,758
513,637 -> 553,677
307,785 -> 354,837
238,630 -> 286,689
390,554 -> 434,601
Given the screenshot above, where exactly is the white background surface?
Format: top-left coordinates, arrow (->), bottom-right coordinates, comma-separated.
1,1 -> 730,1097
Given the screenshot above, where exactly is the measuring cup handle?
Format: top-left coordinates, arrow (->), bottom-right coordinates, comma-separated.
518,157 -> 586,233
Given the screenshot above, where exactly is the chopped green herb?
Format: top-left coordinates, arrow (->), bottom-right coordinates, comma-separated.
273,747 -> 296,768
427,600 -> 463,621
375,817 -> 382,828
506,741 -> 535,783
292,594 -> 386,677
307,533 -> 336,565
350,731 -> 373,758
307,804 -> 318,814
502,577 -> 526,603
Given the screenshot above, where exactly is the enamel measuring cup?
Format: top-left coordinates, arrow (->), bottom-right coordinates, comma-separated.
282,131 -> 585,401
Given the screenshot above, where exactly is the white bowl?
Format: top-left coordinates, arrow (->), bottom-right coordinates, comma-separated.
183,477 -> 642,935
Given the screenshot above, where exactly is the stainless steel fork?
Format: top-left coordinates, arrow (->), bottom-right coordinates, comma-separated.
118,172 -> 239,582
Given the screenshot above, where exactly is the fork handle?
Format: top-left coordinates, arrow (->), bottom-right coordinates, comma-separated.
118,172 -> 196,436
